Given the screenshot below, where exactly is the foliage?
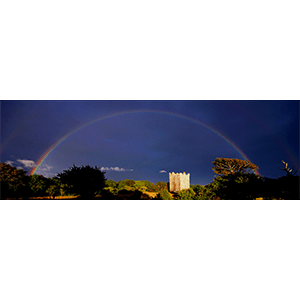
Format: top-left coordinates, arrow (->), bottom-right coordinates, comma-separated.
143,180 -> 155,192
118,189 -> 133,195
0,163 -> 29,199
128,190 -> 150,200
118,179 -> 135,187
261,175 -> 300,200
219,173 -> 264,199
191,184 -> 205,194
57,164 -> 107,199
154,181 -> 168,192
155,189 -> 173,200
46,183 -> 61,199
106,180 -> 118,188
177,188 -> 196,200
28,174 -> 50,197
212,158 -> 258,176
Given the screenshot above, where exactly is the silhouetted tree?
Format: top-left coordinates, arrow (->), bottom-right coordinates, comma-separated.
57,164 -> 107,199
216,173 -> 263,200
278,160 -> 299,177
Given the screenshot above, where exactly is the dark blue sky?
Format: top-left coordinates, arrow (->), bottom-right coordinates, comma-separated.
1,100 -> 299,185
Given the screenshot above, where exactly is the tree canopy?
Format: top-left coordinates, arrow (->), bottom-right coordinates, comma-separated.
57,164 -> 107,199
212,158 -> 259,176
0,163 -> 28,199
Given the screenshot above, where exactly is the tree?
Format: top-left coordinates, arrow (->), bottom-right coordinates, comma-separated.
221,173 -> 264,199
0,163 -> 28,199
154,181 -> 168,192
177,188 -> 196,200
212,158 -> 259,176
57,164 -> 107,199
138,180 -> 155,192
28,174 -> 50,197
278,160 -> 299,177
46,184 -> 61,199
155,189 -> 173,200
191,185 -> 205,194
106,180 -> 118,188
117,179 -> 135,190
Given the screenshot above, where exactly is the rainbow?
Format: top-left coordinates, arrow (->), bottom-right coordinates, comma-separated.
30,110 -> 260,176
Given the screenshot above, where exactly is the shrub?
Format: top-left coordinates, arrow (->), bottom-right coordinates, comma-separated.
154,181 -> 168,192
177,188 -> 196,200
156,189 -> 173,200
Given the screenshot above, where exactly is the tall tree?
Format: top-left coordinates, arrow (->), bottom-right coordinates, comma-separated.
212,158 -> 259,176
57,164 -> 107,199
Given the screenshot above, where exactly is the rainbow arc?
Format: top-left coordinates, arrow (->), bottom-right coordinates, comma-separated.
30,110 -> 260,176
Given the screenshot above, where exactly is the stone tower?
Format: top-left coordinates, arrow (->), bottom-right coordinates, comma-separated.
169,172 -> 190,192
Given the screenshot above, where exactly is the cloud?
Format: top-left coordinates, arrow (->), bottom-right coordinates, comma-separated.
159,170 -> 167,173
39,164 -> 53,171
5,160 -> 15,166
16,159 -> 37,168
100,167 -> 133,172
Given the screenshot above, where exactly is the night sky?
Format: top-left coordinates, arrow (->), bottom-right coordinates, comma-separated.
1,100 -> 299,185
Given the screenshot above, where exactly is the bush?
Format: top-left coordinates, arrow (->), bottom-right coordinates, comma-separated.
142,180 -> 155,192
106,180 -> 118,188
191,185 -> 205,194
118,189 -> 132,195
177,188 -> 196,200
154,181 -> 168,192
156,190 -> 173,200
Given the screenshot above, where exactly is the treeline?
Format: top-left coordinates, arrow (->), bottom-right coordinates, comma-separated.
166,158 -> 299,200
1,158 -> 299,200
0,163 -> 169,200
1,163 -> 72,199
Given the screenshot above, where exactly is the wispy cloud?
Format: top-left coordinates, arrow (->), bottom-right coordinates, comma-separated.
16,159 -> 37,168
39,164 -> 53,171
5,160 -> 15,166
100,167 -> 133,172
159,170 -> 167,173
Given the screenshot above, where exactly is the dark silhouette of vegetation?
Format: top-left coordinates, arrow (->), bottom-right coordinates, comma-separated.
278,160 -> 299,177
1,159 -> 299,200
57,164 -> 107,199
118,189 -> 133,196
